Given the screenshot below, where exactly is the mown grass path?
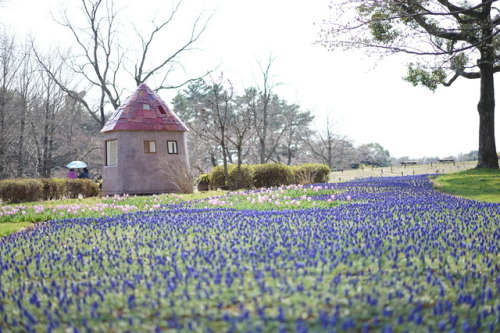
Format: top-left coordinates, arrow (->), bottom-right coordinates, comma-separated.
1,175 -> 499,332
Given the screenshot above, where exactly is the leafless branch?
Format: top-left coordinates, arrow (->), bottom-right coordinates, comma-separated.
134,2 -> 214,88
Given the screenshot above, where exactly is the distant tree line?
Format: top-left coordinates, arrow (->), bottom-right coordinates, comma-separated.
0,34 -> 102,179
172,72 -> 393,175
392,151 -> 479,166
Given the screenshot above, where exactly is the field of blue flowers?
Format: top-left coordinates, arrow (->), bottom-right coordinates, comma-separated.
1,175 -> 499,332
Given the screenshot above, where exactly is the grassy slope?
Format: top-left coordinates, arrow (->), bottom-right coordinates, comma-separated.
0,222 -> 33,237
432,168 -> 500,203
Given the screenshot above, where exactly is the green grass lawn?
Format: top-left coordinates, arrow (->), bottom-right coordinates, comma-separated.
432,168 -> 500,203
0,221 -> 33,237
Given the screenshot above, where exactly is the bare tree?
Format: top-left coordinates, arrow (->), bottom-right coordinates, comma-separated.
277,104 -> 314,165
39,0 -> 212,127
199,75 -> 235,188
252,55 -> 278,163
319,0 -> 500,169
133,1 -> 213,89
0,34 -> 106,179
30,53 -> 69,178
0,32 -> 23,178
307,117 -> 356,170
15,43 -> 38,177
227,91 -> 257,188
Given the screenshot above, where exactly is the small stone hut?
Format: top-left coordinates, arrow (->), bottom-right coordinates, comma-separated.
100,83 -> 189,195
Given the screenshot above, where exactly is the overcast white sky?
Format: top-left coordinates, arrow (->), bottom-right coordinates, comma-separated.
1,0 -> 496,159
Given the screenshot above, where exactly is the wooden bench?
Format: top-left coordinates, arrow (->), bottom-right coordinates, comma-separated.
438,159 -> 455,165
400,161 -> 418,166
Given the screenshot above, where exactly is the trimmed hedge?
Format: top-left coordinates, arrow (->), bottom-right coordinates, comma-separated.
253,163 -> 294,188
41,178 -> 67,201
66,179 -> 101,199
0,178 -> 100,203
0,179 -> 44,203
207,163 -> 331,190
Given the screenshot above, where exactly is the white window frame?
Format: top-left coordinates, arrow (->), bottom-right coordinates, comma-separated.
167,140 -> 178,154
106,140 -> 118,166
144,140 -> 157,154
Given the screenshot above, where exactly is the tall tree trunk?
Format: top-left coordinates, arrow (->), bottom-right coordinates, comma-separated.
226,146 -> 233,164
41,91 -> 51,178
476,52 -> 499,169
259,133 -> 266,164
17,100 -> 26,177
327,141 -> 333,169
220,131 -> 233,190
210,152 -> 217,167
45,110 -> 56,178
42,123 -> 49,177
235,148 -> 242,189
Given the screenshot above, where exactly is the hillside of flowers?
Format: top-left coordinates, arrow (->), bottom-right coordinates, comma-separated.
1,175 -> 499,332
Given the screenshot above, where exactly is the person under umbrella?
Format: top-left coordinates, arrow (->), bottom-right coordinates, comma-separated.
78,168 -> 90,179
67,169 -> 77,179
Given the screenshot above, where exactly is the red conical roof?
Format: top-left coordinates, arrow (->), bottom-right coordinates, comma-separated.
100,83 -> 188,133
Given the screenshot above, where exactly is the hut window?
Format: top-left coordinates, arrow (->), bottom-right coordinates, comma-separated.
148,94 -> 154,101
143,104 -> 151,110
167,140 -> 178,154
158,105 -> 166,114
106,140 -> 118,166
144,140 -> 157,154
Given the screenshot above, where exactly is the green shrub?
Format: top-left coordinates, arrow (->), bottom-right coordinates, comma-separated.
0,179 -> 44,203
66,179 -> 101,199
208,166 -> 227,188
40,178 -> 67,200
232,165 -> 254,189
292,163 -> 331,185
208,163 -> 332,189
54,178 -> 68,197
40,178 -> 58,200
208,164 -> 254,190
252,163 -> 294,188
